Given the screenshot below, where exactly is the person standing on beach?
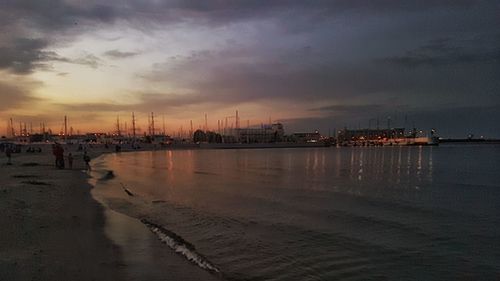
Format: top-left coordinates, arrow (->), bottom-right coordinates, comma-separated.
5,147 -> 12,165
53,144 -> 65,169
83,152 -> 91,171
67,153 -> 73,170
52,144 -> 57,166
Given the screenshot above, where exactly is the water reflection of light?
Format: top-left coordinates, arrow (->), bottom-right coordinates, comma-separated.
417,146 -> 423,180
396,146 -> 402,184
321,151 -> 326,176
428,146 -> 434,182
379,147 -> 385,181
148,151 -> 154,166
242,151 -> 249,172
167,150 -> 174,171
185,150 -> 195,176
358,149 -> 363,181
406,147 -> 411,176
102,148 -> 450,219
264,152 -> 270,176
350,149 -> 355,180
335,148 -> 341,178
305,152 -> 311,178
390,147 -> 396,183
313,150 -> 319,172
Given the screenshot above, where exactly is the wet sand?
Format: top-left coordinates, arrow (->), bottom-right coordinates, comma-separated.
0,145 -> 221,281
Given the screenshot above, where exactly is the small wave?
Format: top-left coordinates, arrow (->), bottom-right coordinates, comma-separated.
99,170 -> 115,181
194,171 -> 218,176
141,219 -> 221,274
119,182 -> 134,196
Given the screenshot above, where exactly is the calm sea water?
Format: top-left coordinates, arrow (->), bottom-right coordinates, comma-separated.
92,145 -> 500,280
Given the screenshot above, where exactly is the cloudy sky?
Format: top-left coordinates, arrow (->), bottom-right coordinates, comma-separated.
1,0 -> 499,137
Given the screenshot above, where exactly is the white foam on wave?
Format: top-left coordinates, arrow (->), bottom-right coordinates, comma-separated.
142,219 -> 220,273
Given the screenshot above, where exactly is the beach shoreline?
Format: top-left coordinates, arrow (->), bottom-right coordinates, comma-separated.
0,144 -> 220,281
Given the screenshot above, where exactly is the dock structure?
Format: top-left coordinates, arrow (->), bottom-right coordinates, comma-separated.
337,128 -> 438,146
337,128 -> 405,142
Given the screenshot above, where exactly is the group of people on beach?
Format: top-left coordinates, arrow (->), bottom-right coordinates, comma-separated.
2,143 -> 95,170
25,146 -> 42,153
52,143 -> 91,171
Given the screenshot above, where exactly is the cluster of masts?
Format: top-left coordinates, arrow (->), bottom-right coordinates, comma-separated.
5,116 -> 79,139
3,110 -> 277,140
112,110 -> 273,139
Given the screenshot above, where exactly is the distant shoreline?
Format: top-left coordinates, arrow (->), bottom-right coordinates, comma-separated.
439,138 -> 500,144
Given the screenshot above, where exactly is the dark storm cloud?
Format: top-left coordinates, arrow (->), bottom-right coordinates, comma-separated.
1,0 -> 490,42
2,0 -> 498,33
0,38 -> 103,74
301,103 -> 412,131
0,38 -> 59,74
0,80 -> 42,111
311,104 -> 385,113
142,36 -> 499,108
103,49 -> 139,59
0,0 -> 115,74
0,0 -> 116,31
381,38 -> 500,68
1,0 -> 498,75
143,49 -> 374,103
115,0 -> 486,27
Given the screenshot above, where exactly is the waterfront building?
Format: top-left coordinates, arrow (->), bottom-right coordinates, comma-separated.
337,128 -> 405,142
236,123 -> 284,143
290,131 -> 322,143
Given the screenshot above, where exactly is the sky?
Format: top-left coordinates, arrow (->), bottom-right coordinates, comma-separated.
0,0 -> 499,138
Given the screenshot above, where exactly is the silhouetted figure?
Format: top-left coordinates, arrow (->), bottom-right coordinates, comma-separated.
52,143 -> 65,169
67,153 -> 73,170
83,152 -> 91,171
5,147 -> 12,165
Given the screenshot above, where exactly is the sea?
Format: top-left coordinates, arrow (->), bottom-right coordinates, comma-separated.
91,144 -> 500,280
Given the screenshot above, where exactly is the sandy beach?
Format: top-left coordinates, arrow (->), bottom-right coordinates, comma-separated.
0,145 -> 220,281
